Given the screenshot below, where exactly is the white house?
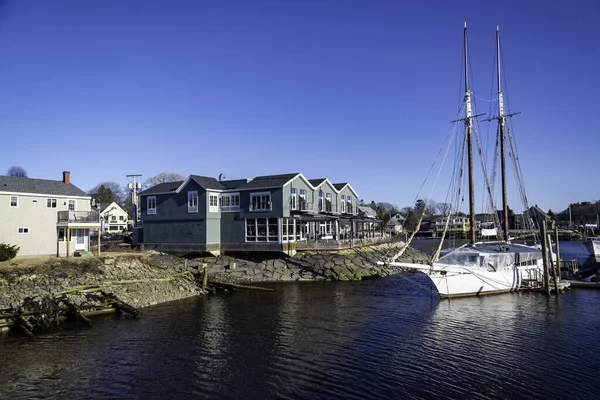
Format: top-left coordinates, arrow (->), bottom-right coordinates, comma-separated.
386,213 -> 405,235
100,202 -> 129,233
0,171 -> 100,257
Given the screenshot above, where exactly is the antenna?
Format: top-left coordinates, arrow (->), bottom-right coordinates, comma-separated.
126,174 -> 142,227
218,173 -> 226,182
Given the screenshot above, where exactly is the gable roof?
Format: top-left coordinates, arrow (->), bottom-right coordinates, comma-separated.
139,181 -> 183,196
100,201 -> 127,214
220,179 -> 250,190
309,178 -> 327,187
188,175 -> 226,191
357,205 -> 377,218
0,175 -> 89,197
236,173 -> 302,190
332,182 -> 359,197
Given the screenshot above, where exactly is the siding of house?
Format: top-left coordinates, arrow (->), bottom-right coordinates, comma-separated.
283,177 -> 314,216
141,180 -> 207,244
1,193 -> 91,257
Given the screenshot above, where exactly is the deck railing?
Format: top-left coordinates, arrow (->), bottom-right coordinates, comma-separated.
57,210 -> 100,224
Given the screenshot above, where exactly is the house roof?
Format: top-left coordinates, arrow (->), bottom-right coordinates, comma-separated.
188,175 -> 226,191
100,201 -> 127,214
386,219 -> 403,226
529,205 -> 550,219
139,181 -> 183,196
309,178 -> 327,187
332,182 -> 359,197
236,173 -> 301,190
0,175 -> 89,197
357,205 -> 377,218
220,179 -> 251,190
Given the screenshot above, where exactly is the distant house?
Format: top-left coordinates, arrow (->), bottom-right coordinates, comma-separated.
0,171 -> 100,257
100,202 -> 129,233
135,172 -> 380,256
386,214 -> 405,235
523,205 -> 552,230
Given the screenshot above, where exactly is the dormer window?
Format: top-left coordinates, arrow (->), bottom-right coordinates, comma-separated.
188,191 -> 198,213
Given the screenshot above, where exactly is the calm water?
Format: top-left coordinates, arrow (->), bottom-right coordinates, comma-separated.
1,241 -> 599,400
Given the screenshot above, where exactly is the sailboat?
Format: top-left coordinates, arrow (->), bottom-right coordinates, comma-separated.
379,24 -> 548,298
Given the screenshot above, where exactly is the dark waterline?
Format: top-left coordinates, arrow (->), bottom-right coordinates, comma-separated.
1,242 -> 599,399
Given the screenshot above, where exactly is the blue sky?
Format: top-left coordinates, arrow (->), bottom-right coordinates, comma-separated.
1,0 -> 598,214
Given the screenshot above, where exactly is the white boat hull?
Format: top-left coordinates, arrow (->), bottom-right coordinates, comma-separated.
584,239 -> 600,259
429,269 -> 518,298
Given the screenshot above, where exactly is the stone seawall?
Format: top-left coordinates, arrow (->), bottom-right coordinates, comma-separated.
0,242 -> 429,314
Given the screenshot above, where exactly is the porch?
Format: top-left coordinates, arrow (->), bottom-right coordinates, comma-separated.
57,211 -> 101,257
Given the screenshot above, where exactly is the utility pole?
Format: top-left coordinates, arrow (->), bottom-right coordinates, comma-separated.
126,174 -> 142,227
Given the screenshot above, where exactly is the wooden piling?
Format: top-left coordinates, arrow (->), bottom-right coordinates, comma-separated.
553,223 -> 561,294
541,221 -> 551,295
202,263 -> 208,289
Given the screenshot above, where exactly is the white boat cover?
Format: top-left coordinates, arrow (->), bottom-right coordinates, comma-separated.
436,243 -> 542,272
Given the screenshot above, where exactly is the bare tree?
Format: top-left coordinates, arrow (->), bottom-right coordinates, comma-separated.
143,172 -> 186,189
89,182 -> 126,206
7,166 -> 28,177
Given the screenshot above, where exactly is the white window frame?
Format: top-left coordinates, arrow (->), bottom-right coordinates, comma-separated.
208,193 -> 219,213
290,188 -> 297,210
18,227 -> 29,234
298,189 -> 306,210
325,192 -> 332,212
220,192 -> 240,212
250,191 -> 272,212
147,196 -> 157,215
245,217 -> 280,242
347,197 -> 353,214
188,191 -> 199,213
68,200 -> 76,211
340,195 -> 346,213
10,196 -> 18,207
318,190 -> 323,212
47,198 -> 57,208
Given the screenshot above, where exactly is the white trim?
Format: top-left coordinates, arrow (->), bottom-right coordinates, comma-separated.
10,195 -> 18,207
334,183 -> 359,198
68,199 -> 76,211
147,196 -> 157,215
46,198 -> 58,208
188,190 -> 199,213
208,192 -> 219,213
18,227 -> 29,234
220,192 -> 240,212
0,191 -> 90,200
249,191 -> 272,212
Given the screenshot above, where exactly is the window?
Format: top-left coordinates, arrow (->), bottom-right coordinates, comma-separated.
147,196 -> 157,215
250,192 -> 271,211
208,193 -> 219,212
290,188 -> 297,210
188,191 -> 198,213
119,215 -> 124,221
347,197 -> 353,214
47,198 -> 57,208
340,195 -> 346,213
221,193 -> 240,211
10,196 -> 18,207
246,217 -> 279,242
18,227 -> 29,234
299,189 -> 306,210
111,216 -> 117,222
325,193 -> 332,212
319,190 -> 323,211
282,218 -> 295,242
58,228 -> 66,242
68,200 -> 76,211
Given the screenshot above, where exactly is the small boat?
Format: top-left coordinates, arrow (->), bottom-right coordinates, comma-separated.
379,24 -> 551,298
584,237 -> 600,260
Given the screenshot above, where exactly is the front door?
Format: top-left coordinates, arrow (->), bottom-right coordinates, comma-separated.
75,229 -> 85,250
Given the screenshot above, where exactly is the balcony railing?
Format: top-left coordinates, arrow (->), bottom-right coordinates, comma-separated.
290,198 -> 314,213
57,210 -> 100,224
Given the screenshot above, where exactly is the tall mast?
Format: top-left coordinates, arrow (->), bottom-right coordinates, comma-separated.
497,26 -> 510,242
464,22 -> 476,244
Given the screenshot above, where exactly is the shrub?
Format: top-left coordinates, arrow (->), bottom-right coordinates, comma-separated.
0,243 -> 19,261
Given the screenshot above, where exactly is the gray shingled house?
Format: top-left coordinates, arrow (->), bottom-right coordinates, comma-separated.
135,172 -> 382,256
0,171 -> 100,257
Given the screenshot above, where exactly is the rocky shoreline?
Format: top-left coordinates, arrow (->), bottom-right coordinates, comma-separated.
0,242 -> 429,328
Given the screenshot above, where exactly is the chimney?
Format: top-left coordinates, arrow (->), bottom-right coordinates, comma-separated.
62,171 -> 70,184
